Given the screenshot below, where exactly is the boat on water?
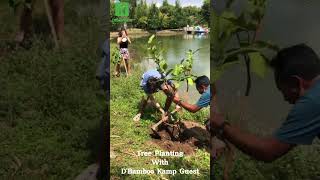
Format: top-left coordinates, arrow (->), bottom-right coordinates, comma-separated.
194,26 -> 206,34
185,25 -> 209,34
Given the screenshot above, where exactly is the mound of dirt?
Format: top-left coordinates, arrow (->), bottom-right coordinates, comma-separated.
150,121 -> 210,155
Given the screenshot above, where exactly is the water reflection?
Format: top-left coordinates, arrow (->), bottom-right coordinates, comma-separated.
183,33 -> 209,40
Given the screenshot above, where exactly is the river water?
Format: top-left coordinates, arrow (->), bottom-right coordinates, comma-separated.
127,34 -> 210,104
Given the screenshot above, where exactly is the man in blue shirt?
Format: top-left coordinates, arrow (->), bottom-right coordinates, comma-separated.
133,69 -> 181,122
172,75 -> 212,113
210,44 -> 320,162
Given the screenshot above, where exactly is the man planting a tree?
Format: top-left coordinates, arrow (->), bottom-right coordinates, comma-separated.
172,75 -> 213,113
133,69 -> 181,126
210,44 -> 320,162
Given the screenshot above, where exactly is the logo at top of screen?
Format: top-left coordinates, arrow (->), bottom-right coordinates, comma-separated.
114,0 -> 130,17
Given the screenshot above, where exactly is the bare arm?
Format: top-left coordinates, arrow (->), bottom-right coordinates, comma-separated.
117,37 -> 122,44
161,83 -> 175,112
173,97 -> 201,113
127,37 -> 131,44
164,96 -> 173,112
211,113 -> 295,162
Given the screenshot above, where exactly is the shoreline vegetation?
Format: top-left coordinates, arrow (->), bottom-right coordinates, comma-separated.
110,28 -> 185,38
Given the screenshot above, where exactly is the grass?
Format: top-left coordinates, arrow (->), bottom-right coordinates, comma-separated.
110,66 -> 210,180
0,1 -> 105,179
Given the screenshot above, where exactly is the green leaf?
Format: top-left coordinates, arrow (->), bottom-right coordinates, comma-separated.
172,65 -> 183,76
249,52 -> 267,78
221,11 -> 237,20
148,35 -> 155,44
187,78 -> 194,85
254,41 -> 280,51
224,46 -> 263,61
159,61 -> 168,71
211,61 -> 239,81
223,54 -> 240,65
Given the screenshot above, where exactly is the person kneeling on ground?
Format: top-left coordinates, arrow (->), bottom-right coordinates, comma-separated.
133,69 -> 181,122
210,44 -> 320,162
172,75 -> 214,113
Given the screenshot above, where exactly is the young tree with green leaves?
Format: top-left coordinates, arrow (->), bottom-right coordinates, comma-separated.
211,0 -> 279,96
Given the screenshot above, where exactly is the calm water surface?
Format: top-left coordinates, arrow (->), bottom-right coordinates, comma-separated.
118,34 -> 210,103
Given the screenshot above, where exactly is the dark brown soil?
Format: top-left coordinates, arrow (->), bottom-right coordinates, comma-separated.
150,121 -> 210,155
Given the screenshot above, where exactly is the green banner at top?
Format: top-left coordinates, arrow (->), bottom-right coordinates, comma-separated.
115,2 -> 130,17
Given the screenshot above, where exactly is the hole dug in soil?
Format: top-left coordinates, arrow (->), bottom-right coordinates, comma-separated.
150,121 -> 210,155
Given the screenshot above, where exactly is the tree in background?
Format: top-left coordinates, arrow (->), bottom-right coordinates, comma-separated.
159,0 -> 174,29
183,6 -> 201,26
129,0 -> 136,20
134,0 -> 148,29
111,0 -> 208,31
169,0 -> 186,29
147,3 -> 160,30
201,0 -> 210,26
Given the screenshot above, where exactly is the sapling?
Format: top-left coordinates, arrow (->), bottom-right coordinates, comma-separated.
147,34 -> 204,139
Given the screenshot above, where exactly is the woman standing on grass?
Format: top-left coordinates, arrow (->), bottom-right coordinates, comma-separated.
115,28 -> 131,76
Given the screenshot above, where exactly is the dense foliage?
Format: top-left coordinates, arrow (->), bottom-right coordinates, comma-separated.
111,0 -> 210,31
111,46 -> 121,65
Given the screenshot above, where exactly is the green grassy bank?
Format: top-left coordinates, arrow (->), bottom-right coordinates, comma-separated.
0,1 -> 106,179
110,67 -> 210,180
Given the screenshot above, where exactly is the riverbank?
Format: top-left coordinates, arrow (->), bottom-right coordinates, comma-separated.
110,28 -> 185,38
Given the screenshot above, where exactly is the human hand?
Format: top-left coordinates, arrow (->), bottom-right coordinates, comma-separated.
175,105 -> 182,112
162,112 -> 169,122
